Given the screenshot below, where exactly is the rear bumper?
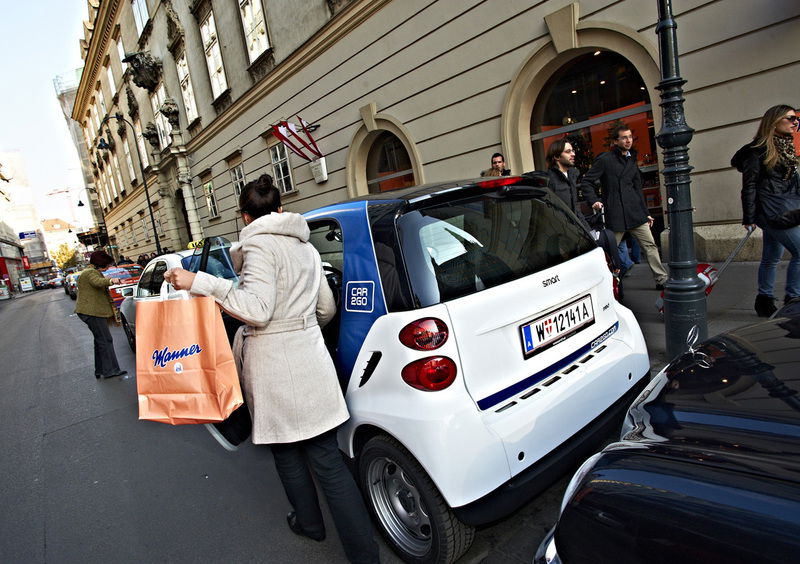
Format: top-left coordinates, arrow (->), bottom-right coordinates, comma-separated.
452,371 -> 649,526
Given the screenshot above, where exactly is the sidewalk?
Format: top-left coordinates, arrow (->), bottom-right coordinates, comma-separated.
621,260 -> 772,370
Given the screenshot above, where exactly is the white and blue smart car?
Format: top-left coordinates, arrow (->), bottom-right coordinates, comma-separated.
303,174 -> 650,563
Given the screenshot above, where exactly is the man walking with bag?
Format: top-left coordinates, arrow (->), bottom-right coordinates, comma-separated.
580,123 -> 668,290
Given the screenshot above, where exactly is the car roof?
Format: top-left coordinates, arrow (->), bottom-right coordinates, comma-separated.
304,175 -> 551,219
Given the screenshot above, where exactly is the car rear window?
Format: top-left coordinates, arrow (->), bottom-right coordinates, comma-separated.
397,191 -> 595,306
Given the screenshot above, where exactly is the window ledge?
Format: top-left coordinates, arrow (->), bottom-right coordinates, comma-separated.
137,19 -> 153,48
246,48 -> 275,83
187,117 -> 202,137
211,89 -> 232,114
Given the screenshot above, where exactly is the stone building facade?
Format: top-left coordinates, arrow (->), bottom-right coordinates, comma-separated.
74,0 -> 800,260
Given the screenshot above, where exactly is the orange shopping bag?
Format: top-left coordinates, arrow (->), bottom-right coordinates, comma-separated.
135,293 -> 243,425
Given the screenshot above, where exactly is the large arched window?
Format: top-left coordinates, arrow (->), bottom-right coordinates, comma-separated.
531,51 -> 663,236
366,131 -> 415,193
532,51 -> 655,174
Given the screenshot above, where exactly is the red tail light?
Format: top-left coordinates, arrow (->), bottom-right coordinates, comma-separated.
475,176 -> 520,189
401,357 -> 457,391
399,318 -> 449,350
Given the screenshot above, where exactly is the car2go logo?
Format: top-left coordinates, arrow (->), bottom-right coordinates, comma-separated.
345,281 -> 374,313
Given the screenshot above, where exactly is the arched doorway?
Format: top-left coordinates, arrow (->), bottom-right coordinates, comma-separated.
532,51 -> 655,174
366,131 -> 415,193
530,50 -> 664,240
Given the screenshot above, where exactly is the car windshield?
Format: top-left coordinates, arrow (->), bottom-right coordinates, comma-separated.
396,191 -> 595,306
185,237 -> 238,281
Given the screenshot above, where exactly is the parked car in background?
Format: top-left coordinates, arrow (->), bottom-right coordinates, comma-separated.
65,271 -> 82,300
536,313 -> 800,564
301,175 -> 650,563
118,240 -> 239,352
102,263 -> 143,309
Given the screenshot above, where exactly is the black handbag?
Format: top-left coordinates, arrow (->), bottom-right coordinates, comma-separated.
208,403 -> 252,447
761,171 -> 800,229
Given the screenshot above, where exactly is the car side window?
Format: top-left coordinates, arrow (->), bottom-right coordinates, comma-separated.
308,220 -> 344,274
149,261 -> 168,294
308,220 -> 344,358
137,264 -> 155,298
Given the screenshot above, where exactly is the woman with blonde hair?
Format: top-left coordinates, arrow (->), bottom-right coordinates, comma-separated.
733,104 -> 800,316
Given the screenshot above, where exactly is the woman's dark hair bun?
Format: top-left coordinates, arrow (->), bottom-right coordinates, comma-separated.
239,173 -> 282,219
254,174 -> 273,190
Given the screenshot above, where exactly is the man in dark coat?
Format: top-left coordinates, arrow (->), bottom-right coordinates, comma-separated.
480,152 -> 511,177
580,124 -> 668,289
546,138 -> 621,271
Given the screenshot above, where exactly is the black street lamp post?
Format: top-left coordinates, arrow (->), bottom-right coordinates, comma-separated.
97,112 -> 162,255
655,0 -> 707,358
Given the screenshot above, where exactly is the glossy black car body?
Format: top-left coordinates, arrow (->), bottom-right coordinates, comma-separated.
537,313 -> 800,564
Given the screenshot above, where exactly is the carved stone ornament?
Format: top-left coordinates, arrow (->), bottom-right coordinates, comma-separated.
104,129 -> 116,152
164,0 -> 185,52
123,52 -> 162,93
189,0 -> 212,22
161,97 -> 181,128
126,85 -> 139,119
143,122 -> 160,149
117,121 -> 126,138
327,0 -> 353,16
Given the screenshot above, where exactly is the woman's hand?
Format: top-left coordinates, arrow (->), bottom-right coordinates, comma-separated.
744,224 -> 756,232
164,268 -> 196,291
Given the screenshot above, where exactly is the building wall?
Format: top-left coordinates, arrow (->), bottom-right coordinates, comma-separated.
74,0 -> 800,260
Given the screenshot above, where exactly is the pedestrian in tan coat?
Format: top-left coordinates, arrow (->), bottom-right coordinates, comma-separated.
165,174 -> 379,563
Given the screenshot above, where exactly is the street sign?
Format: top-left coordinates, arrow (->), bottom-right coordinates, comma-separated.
19,231 -> 37,240
21,256 -> 30,269
20,277 -> 33,292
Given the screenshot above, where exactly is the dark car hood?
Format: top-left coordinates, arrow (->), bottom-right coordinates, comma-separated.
623,315 -> 800,481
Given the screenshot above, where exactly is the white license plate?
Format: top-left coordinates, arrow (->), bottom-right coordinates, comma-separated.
520,295 -> 595,358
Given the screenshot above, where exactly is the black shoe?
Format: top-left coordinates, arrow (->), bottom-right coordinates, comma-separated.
620,264 -> 634,278
287,512 -> 325,542
95,374 -> 102,379
655,283 -> 665,291
104,370 -> 128,379
784,296 -> 800,305
754,294 -> 777,317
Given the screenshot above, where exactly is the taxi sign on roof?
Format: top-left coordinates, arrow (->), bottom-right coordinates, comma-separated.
187,240 -> 204,249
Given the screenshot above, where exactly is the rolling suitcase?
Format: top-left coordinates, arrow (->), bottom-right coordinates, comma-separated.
656,227 -> 754,312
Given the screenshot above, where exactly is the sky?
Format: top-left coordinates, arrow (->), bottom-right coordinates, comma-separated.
0,0 -> 93,228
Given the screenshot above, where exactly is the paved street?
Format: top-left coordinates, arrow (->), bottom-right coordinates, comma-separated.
0,260 -> 774,563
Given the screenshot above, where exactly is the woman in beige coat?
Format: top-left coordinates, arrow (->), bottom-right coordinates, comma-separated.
165,175 -> 378,563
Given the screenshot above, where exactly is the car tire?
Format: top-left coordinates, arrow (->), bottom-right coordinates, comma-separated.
121,316 -> 135,352
69,292 -> 77,300
358,434 -> 474,564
